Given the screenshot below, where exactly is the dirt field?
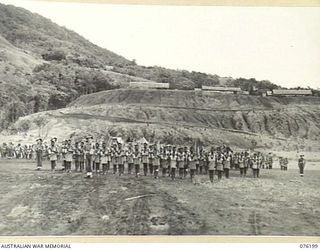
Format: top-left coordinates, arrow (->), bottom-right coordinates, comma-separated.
0,159 -> 319,236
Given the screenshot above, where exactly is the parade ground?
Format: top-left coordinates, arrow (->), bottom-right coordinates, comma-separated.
0,159 -> 319,236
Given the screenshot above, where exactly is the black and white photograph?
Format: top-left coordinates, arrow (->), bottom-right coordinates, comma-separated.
0,0 -> 319,237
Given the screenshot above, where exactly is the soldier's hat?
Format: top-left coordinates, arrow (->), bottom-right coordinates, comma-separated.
36,138 -> 42,142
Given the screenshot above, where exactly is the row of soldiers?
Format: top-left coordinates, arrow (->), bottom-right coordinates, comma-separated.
30,137 -> 276,181
0,143 -> 35,160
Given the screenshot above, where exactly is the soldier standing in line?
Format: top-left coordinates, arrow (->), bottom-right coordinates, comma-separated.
119,148 -> 126,176
27,145 -> 32,160
183,148 -> 189,178
61,140 -> 67,171
133,146 -> 141,178
141,143 -> 149,176
127,148 -> 134,174
239,154 -> 245,177
257,154 -> 263,178
279,157 -> 284,170
177,149 -> 185,179
198,152 -> 205,175
169,152 -> 177,181
298,155 -> 306,177
208,152 -> 216,183
267,153 -> 273,169
94,142 -> 102,174
224,153 -> 231,179
216,154 -> 224,181
79,141 -> 85,172
195,152 -> 200,174
160,151 -> 168,177
35,138 -> 43,171
84,137 -> 94,178
101,142 -> 108,175
204,151 -> 209,175
244,155 -> 251,177
233,153 -> 240,170
48,139 -> 58,171
110,147 -> 117,174
153,149 -> 160,179
252,155 -> 259,178
283,157 -> 288,171
74,142 -> 80,172
148,144 -> 154,175
189,152 -> 197,180
65,140 -> 73,173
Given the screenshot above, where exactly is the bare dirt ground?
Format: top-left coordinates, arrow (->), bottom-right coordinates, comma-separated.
0,159 -> 319,236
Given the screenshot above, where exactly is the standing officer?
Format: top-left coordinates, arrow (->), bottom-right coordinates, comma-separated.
35,138 -> 43,171
298,155 -> 306,177
48,139 -> 58,171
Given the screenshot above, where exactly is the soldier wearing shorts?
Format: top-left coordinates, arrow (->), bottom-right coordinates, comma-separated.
216,154 -> 224,181
48,139 -> 58,171
169,153 -> 177,180
35,138 -> 43,171
133,148 -> 141,177
224,153 -> 231,179
208,152 -> 215,183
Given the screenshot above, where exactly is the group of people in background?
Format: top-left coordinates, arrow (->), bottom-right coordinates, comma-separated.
0,136 -> 307,180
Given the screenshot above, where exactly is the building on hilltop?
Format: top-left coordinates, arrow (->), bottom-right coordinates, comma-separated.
129,82 -> 170,89
201,86 -> 242,94
272,89 -> 313,96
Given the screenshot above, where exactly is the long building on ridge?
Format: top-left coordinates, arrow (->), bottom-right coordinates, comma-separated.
201,85 -> 242,94
272,89 -> 313,96
129,82 -> 170,89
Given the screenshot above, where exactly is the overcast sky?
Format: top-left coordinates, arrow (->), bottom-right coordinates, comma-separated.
1,0 -> 320,88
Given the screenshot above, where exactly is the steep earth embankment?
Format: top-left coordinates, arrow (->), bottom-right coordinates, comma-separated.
5,89 -> 320,151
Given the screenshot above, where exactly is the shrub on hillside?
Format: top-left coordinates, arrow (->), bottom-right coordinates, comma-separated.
42,49 -> 66,61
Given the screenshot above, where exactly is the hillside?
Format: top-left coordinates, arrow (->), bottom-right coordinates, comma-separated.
5,89 -> 320,152
0,3 -> 151,129
0,3 -> 282,131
